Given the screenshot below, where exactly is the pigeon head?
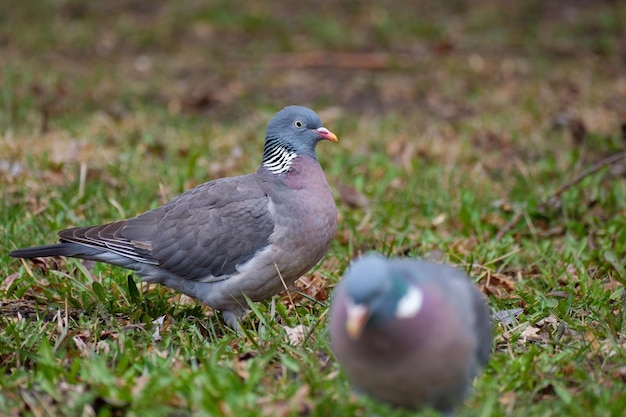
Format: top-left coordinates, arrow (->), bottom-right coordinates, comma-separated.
262,106 -> 338,174
341,254 -> 424,339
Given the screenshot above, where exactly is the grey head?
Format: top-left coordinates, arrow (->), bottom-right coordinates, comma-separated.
340,253 -> 422,338
262,106 -> 338,174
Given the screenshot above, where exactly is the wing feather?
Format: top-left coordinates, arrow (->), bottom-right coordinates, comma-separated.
55,173 -> 275,279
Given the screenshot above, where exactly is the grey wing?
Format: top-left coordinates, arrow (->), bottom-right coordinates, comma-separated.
58,221 -> 159,264
403,260 -> 493,367
122,175 -> 275,281
436,263 -> 493,368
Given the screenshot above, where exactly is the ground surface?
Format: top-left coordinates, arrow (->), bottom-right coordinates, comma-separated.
1,1 -> 626,416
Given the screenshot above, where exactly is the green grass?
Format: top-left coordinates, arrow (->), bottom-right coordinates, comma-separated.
2,1 -> 626,416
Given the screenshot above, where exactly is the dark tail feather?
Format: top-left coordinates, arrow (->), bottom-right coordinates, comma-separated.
9,243 -> 94,259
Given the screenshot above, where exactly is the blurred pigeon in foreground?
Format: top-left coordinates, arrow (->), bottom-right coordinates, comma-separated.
10,106 -> 338,329
329,253 -> 492,416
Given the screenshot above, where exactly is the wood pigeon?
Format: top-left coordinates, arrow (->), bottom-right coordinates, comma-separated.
10,106 -> 338,329
329,253 -> 492,416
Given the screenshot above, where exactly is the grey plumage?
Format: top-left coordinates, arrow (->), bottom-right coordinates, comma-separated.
10,105 -> 338,329
329,253 -> 492,416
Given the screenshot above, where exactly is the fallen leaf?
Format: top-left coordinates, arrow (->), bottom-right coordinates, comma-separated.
431,213 -> 446,226
386,136 -> 416,172
284,324 -> 308,346
483,272 -> 517,298
519,325 -> 548,345
130,375 -> 151,398
499,390 -> 517,409
293,272 -> 328,302
0,272 -> 20,292
536,315 -> 559,329
259,384 -> 311,417
337,183 -> 369,209
612,366 -> 626,382
151,314 -> 169,342
492,308 -> 524,326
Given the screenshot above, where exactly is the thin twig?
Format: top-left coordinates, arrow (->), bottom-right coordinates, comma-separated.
495,209 -> 524,240
495,150 -> 626,239
549,150 -> 626,199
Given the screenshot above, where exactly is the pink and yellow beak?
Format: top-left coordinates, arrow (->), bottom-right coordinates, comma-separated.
316,127 -> 339,143
346,302 -> 370,340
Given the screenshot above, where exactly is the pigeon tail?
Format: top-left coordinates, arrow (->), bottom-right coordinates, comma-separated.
10,243 -> 101,259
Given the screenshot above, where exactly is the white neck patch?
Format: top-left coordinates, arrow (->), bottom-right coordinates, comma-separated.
395,286 -> 423,319
263,145 -> 298,174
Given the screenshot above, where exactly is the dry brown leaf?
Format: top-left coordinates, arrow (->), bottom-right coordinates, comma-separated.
73,335 -> 90,357
0,272 -> 20,292
96,340 -> 111,355
603,277 -> 622,292
259,384 -> 311,417
483,272 -> 517,298
612,366 -> 626,382
518,325 -> 548,345
178,88 -> 217,113
99,329 -> 120,341
599,338 -> 626,359
21,256 -> 67,275
499,391 -> 517,409
431,213 -> 446,226
130,375 -> 151,398
284,324 -> 309,346
547,291 -> 570,298
426,91 -> 473,120
232,351 -> 258,381
293,272 -> 328,302
386,136 -> 416,172
585,331 -> 601,355
167,293 -> 200,307
337,183 -> 370,209
485,212 -> 507,227
536,315 -> 559,329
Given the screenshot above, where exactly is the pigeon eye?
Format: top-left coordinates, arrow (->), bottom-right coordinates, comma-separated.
294,120 -> 304,128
